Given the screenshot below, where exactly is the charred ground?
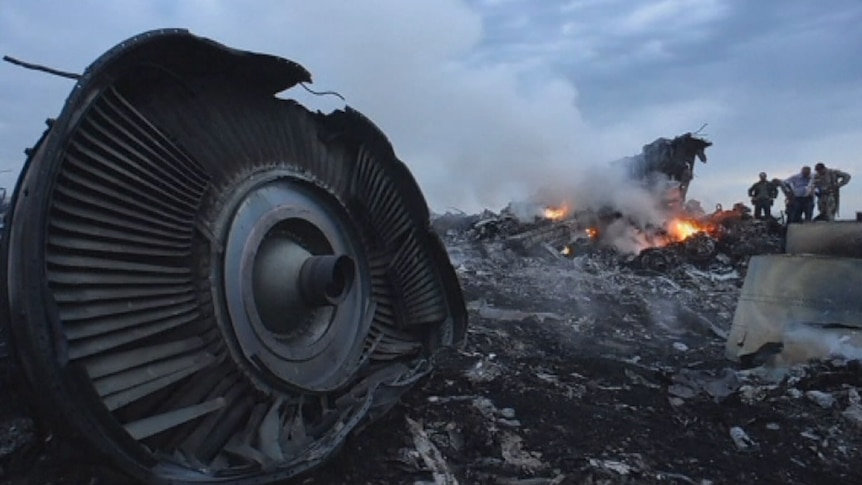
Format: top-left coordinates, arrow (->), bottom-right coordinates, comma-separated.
2,215 -> 861,485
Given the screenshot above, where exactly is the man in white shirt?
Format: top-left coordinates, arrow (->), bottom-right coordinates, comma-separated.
782,166 -> 814,223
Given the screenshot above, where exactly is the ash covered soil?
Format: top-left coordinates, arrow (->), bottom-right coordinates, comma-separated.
2,225 -> 862,484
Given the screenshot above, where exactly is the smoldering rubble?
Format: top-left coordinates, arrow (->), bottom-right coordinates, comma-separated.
3,203 -> 860,485
0,124 -> 856,483
301,210 -> 859,485
336,210 -> 859,484
431,198 -> 785,273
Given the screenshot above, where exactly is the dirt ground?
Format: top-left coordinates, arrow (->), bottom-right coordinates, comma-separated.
303,242 -> 862,485
2,235 -> 861,484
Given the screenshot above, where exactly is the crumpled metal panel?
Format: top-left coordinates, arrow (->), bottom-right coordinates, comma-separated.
725,254 -> 862,364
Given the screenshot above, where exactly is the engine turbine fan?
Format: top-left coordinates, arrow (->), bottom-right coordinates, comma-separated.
0,29 -> 467,484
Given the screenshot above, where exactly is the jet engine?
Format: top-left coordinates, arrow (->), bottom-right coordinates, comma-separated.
0,29 -> 466,484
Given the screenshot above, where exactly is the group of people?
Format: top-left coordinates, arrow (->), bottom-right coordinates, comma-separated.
747,162 -> 852,223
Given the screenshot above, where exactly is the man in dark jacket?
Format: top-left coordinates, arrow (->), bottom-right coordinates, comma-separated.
748,172 -> 779,220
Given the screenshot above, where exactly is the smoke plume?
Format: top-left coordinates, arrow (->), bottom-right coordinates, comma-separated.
523,158 -> 684,254
0,0 -> 648,216
264,0 -> 677,229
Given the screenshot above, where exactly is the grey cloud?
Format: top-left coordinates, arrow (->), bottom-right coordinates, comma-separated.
0,0 -> 604,214
471,0 -> 862,211
1,0 -> 860,215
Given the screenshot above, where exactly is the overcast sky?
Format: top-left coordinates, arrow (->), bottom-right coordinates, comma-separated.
1,0 -> 860,216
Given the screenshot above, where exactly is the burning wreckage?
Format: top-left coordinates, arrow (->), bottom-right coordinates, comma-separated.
2,30 -> 862,485
419,137 -> 861,482
433,130 -> 780,273
434,197 -> 783,273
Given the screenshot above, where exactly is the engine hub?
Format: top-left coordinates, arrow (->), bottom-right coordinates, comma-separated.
216,177 -> 369,392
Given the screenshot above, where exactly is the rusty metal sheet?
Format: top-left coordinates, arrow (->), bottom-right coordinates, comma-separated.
725,254 -> 862,365
785,221 -> 862,258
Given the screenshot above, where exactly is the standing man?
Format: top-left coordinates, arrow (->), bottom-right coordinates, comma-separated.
748,172 -> 779,219
782,166 -> 814,223
809,162 -> 851,221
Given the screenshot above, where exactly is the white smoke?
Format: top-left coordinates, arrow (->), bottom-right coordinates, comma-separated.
504,201 -> 549,222
0,0 -> 605,214
781,324 -> 862,364
523,155 -> 686,254
0,0 -> 693,223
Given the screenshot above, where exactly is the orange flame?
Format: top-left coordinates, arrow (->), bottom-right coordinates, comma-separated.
585,227 -> 598,239
561,246 -> 572,256
666,218 -> 708,242
543,204 -> 570,221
